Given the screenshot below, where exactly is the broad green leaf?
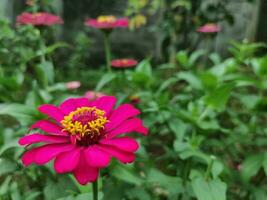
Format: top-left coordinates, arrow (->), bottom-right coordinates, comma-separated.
0,159 -> 16,176
241,154 -> 264,181
205,83 -> 235,111
192,178 -> 227,200
147,168 -> 183,197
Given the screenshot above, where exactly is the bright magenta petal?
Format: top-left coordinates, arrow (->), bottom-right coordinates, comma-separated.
106,118 -> 148,138
84,145 -> 111,168
73,150 -> 99,185
19,133 -> 69,146
105,104 -> 140,131
54,148 -> 81,173
91,96 -> 116,116
30,120 -> 66,135
99,145 -> 135,164
100,137 -> 139,152
23,143 -> 74,166
38,104 -> 64,122
59,98 -> 90,115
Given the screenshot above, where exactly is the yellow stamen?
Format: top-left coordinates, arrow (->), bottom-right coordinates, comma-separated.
61,107 -> 108,137
97,15 -> 116,23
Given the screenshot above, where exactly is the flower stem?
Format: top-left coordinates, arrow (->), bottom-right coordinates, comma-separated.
103,32 -> 112,72
92,180 -> 98,200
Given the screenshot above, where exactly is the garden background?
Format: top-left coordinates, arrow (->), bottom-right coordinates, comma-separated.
0,0 -> 267,200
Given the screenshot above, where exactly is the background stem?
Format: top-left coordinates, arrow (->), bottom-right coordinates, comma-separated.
103,32 -> 112,72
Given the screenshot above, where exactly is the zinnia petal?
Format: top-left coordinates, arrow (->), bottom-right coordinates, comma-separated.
54,148 -> 81,173
91,96 -> 116,116
59,98 -> 90,115
105,104 -> 140,131
84,145 -> 111,168
99,145 -> 135,164
100,137 -> 139,152
106,118 -> 148,139
30,120 -> 66,135
19,133 -> 69,146
38,104 -> 64,122
73,150 -> 99,185
22,143 -> 74,166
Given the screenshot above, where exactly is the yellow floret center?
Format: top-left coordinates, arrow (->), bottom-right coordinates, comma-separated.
97,15 -> 116,23
61,107 -> 108,137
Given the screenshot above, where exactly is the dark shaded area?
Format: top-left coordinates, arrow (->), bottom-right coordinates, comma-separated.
255,0 -> 267,44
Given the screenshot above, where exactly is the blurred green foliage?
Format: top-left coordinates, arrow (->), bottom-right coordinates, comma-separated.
0,0 -> 267,200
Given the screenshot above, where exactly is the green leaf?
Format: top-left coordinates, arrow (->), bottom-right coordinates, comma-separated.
111,165 -> 143,185
241,154 -> 264,181
44,42 -> 69,55
156,77 -> 177,95
95,73 -> 116,91
126,187 -> 151,200
192,178 -> 227,200
205,83 -> 235,111
176,51 -> 189,68
147,168 -> 183,197
136,59 -> 152,77
35,61 -> 55,87
176,71 -> 202,90
200,72 -> 218,91
0,103 -> 36,125
0,159 -> 16,176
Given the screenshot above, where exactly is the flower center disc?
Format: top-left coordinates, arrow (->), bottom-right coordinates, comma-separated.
97,15 -> 116,23
61,107 -> 108,146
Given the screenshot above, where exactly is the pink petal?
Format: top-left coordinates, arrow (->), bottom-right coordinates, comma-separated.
90,96 -> 116,116
73,150 -> 99,185
99,145 -> 135,164
59,98 -> 91,115
105,104 -> 140,131
21,143 -> 74,166
106,118 -> 148,139
100,137 -> 139,152
30,120 -> 66,135
19,133 -> 69,146
54,148 -> 81,173
38,104 -> 65,122
21,147 -> 40,166
84,145 -> 111,167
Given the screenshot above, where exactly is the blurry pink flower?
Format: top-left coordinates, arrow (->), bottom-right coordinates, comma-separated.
129,95 -> 141,105
197,23 -> 221,33
85,15 -> 128,30
19,96 -> 148,185
16,12 -> 64,26
111,59 -> 138,68
84,91 -> 106,101
65,81 -> 81,90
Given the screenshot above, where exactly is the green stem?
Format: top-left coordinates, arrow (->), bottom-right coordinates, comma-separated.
205,155 -> 216,180
103,32 -> 112,72
92,180 -> 98,200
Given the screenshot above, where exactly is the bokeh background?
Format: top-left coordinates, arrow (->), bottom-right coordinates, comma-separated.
1,0 -> 267,200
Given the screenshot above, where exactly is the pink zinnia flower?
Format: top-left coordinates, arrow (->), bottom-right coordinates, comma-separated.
111,59 -> 138,68
84,91 -> 106,101
65,81 -> 81,90
197,23 -> 221,33
85,15 -> 128,30
16,12 -> 64,26
19,96 -> 148,185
